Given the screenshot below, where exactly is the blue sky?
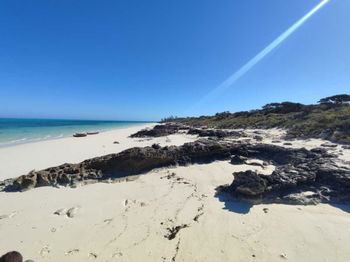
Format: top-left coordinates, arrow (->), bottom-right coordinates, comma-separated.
0,0 -> 349,121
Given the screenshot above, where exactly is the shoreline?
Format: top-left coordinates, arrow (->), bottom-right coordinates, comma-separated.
0,121 -> 154,149
0,123 -> 197,180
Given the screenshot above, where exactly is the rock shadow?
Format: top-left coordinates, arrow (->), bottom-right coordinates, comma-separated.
215,191 -> 253,214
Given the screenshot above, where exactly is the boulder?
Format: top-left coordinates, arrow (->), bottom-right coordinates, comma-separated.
253,135 -> 263,141
230,171 -> 267,196
230,155 -> 247,165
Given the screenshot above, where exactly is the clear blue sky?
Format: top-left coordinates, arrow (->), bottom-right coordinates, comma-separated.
0,0 -> 349,121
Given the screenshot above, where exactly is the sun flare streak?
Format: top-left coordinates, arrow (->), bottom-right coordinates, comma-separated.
191,0 -> 329,112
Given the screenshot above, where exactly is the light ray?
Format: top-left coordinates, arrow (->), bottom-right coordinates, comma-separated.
190,0 -> 329,113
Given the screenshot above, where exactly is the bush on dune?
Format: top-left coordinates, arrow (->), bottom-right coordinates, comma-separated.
162,94 -> 350,143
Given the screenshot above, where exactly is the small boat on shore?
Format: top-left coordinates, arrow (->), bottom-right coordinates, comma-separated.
87,131 -> 99,135
73,133 -> 87,137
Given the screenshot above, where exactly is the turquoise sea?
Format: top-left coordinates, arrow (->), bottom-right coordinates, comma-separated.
0,118 -> 151,147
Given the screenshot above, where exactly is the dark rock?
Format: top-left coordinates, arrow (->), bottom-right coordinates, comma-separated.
231,171 -> 267,196
130,123 -> 187,138
152,143 -> 161,149
2,139 -> 350,207
2,139 -> 233,191
113,141 -> 119,144
283,142 -> 292,146
132,123 -> 243,139
36,172 -> 51,187
220,144 -> 350,205
13,171 -> 37,191
230,155 -> 247,165
253,135 -> 263,141
284,134 -> 295,140
187,128 -> 242,138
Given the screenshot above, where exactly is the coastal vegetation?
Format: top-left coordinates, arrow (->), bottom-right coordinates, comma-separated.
162,94 -> 350,143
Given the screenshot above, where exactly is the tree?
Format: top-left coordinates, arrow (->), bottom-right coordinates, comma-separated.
215,111 -> 231,120
262,102 -> 304,113
318,94 -> 350,104
262,103 -> 282,110
161,116 -> 178,122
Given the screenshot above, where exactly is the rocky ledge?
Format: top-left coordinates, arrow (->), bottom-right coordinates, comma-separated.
129,123 -> 188,138
219,145 -> 350,205
0,139 -> 233,192
130,122 -> 245,139
1,139 -> 349,206
187,128 -> 244,138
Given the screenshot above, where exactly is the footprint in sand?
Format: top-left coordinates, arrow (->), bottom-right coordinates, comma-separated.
124,199 -> 147,208
67,207 -> 79,218
65,249 -> 79,256
39,246 -> 51,257
104,218 -> 113,224
53,206 -> 80,218
88,252 -> 98,259
0,211 -> 17,220
280,253 -> 288,259
53,208 -> 67,216
112,251 -> 123,258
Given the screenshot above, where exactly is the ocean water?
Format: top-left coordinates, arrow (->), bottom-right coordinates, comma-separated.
0,118 -> 151,147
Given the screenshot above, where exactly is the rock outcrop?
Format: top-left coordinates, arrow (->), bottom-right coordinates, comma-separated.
1,139 -> 232,192
1,139 -> 349,207
130,123 -> 243,139
232,171 -> 267,196
129,123 -> 188,138
187,128 -> 242,138
220,146 -> 350,205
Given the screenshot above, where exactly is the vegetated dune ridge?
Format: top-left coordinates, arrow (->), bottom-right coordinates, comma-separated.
164,94 -> 350,144
0,122 -> 350,262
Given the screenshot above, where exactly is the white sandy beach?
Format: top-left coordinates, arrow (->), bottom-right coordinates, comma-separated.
0,123 -> 196,180
1,125 -> 350,262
